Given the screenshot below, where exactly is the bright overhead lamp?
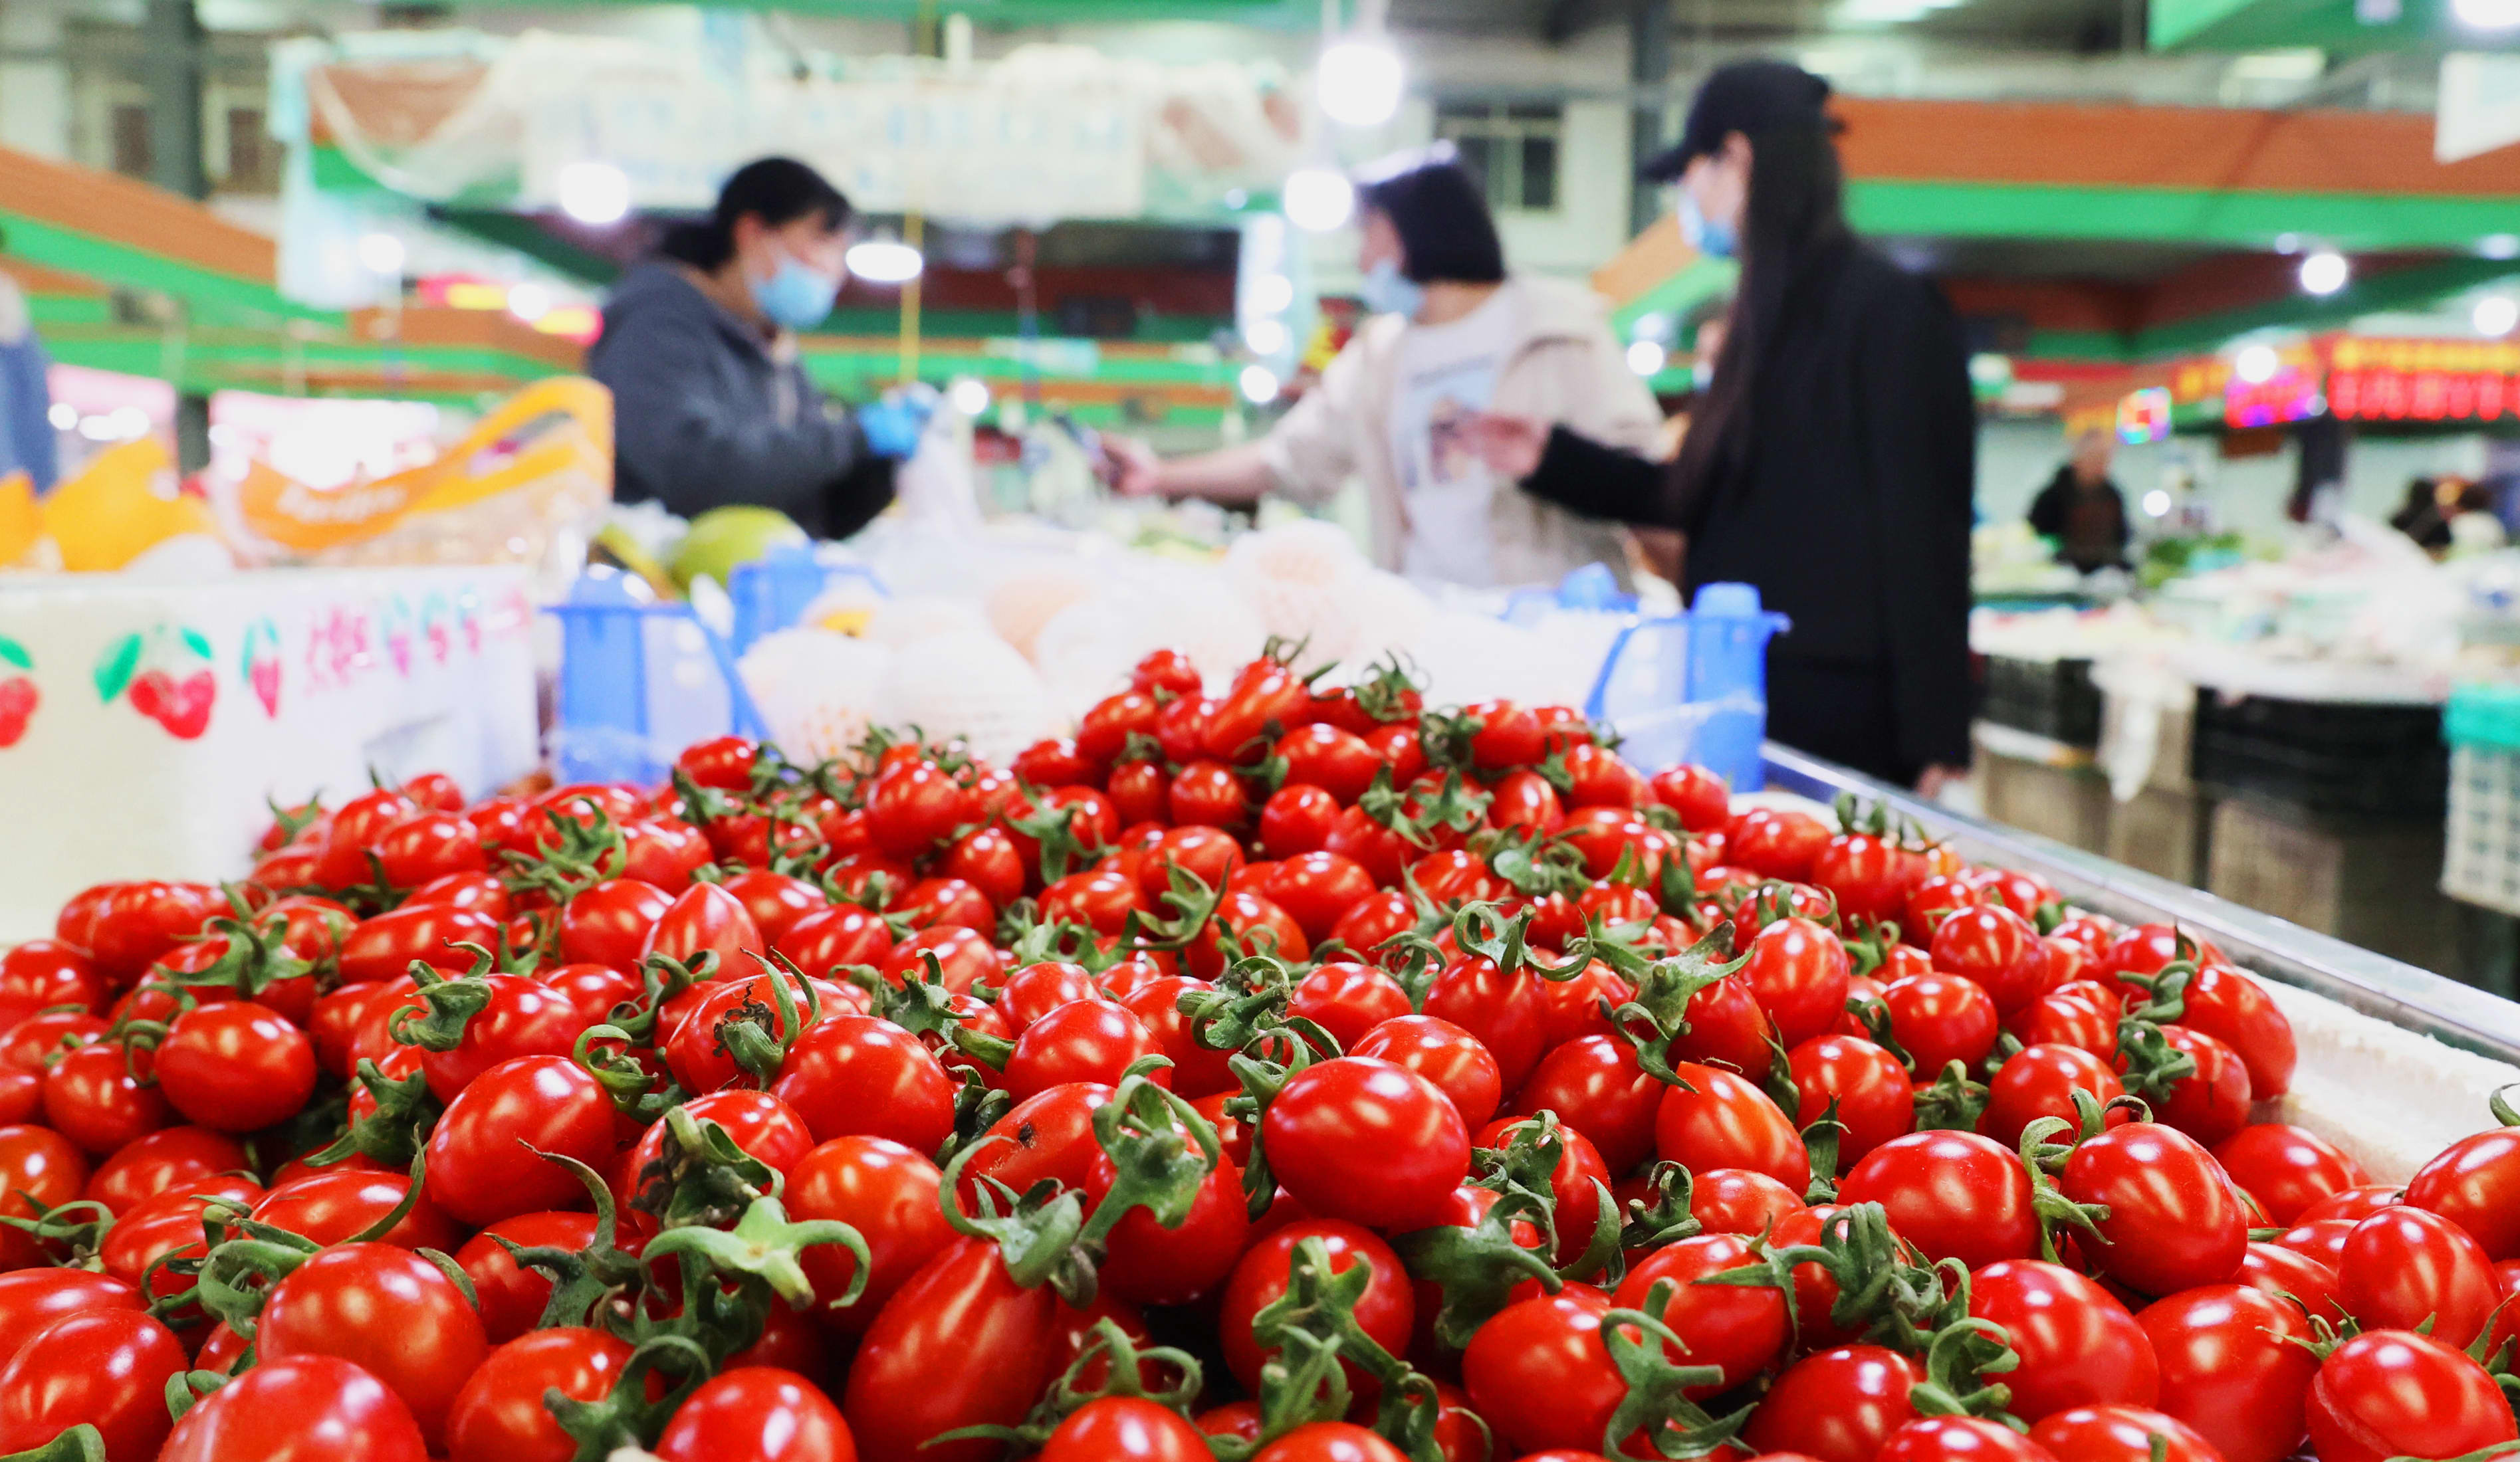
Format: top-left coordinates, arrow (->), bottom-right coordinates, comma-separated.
1283,167 -> 1356,233
1626,340 -> 1668,377
847,239 -> 925,284
1239,364 -> 1282,404
949,377 -> 992,416
506,281 -> 553,323
1251,274 -> 1296,314
2142,490 -> 2172,517
1245,318 -> 1291,356
1317,37 -> 1405,128
2234,344 -> 2281,383
2454,0 -> 2520,29
556,161 -> 631,225
2476,296 -> 2520,337
2483,234 -> 2520,260
355,232 -> 406,275
2299,250 -> 2350,296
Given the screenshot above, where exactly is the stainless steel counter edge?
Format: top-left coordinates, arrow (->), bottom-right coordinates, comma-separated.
1759,742 -> 2520,1066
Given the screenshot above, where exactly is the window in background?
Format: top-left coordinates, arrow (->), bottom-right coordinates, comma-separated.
1434,102 -> 1562,213
110,103 -> 150,179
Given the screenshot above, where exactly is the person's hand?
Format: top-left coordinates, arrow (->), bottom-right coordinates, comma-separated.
858,400 -> 925,460
1104,435 -> 1166,497
1462,412 -> 1551,480
1914,764 -> 1968,799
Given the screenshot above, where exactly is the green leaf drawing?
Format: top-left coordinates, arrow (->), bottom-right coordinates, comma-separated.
93,634 -> 142,703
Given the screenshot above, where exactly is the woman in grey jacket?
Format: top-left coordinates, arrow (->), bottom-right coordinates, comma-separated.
588,157 -> 917,540
1111,146 -> 1664,589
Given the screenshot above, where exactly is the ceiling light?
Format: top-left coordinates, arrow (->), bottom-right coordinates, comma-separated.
2477,296 -> 2520,337
355,232 -> 406,275
846,239 -> 925,284
949,377 -> 992,416
1238,364 -> 1282,404
1626,340 -> 1668,376
2299,250 -> 2350,296
1283,168 -> 1355,233
1245,318 -> 1290,356
46,402 -> 74,430
556,161 -> 631,226
2483,233 -> 2520,260
2142,490 -> 2172,517
2454,0 -> 2520,29
1251,274 -> 1295,314
2234,344 -> 2281,383
1317,38 -> 1405,128
505,281 -> 552,323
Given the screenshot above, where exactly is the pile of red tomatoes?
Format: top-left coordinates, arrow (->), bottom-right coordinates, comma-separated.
1,643 -> 2516,1462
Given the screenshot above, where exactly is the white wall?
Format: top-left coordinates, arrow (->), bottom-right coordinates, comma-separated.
0,1 -> 70,159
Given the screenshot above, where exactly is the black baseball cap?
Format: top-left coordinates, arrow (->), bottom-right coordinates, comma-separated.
1641,59 -> 1835,182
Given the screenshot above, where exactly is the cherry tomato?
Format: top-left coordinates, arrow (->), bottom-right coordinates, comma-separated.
2404,1122 -> 2520,1261
1980,1042 -> 2124,1150
1613,1232 -> 1791,1391
1655,1062 -> 1811,1194
0,1307 -> 187,1462
1264,1057 -> 1468,1231
155,999 -> 318,1132
656,1366 -> 854,1462
2212,1123 -> 2366,1226
2337,1204 -> 2499,1347
2062,1121 -> 2247,1297
1041,1396 -> 1212,1462
1875,1416 -> 2059,1462
2028,1406 -> 2220,1462
257,1242 -> 489,1447
1968,1259 -> 2158,1422
787,1136 -> 955,1335
1838,1130 -> 2033,1270
1460,1286 -> 1624,1457
1744,1344 -> 1924,1462
1788,1034 -> 1914,1160
2305,1329 -> 2517,1462
1351,1015 -> 1504,1131
2135,1284 -> 2317,1462
159,1354 -> 429,1462
1220,1220 -> 1414,1394
423,1055 -> 618,1228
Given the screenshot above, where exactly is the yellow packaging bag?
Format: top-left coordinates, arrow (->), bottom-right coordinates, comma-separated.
39,439 -> 219,572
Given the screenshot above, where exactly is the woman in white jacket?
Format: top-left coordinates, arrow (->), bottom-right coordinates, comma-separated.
1111,144 -> 1664,590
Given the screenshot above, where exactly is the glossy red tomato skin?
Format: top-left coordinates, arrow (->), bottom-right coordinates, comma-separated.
454,1213 -> 635,1343
776,904 -> 897,982
1613,1233 -> 1791,1392
2337,1204 -> 2499,1347
0,1122 -> 88,1268
1040,1396 -> 1212,1462
844,1239 -> 1062,1462
1655,1062 -> 1811,1194
0,1306 -> 187,1462
2061,1122 -> 2249,1297
2404,1126 -> 2520,1261
1262,1057 -> 1469,1231
1005,998 -> 1165,1100
769,1013 -> 956,1152
1744,1345 -> 1922,1462
2211,1123 -> 2366,1226
655,1366 -> 855,1462
2306,1329 -> 2517,1462
249,1168 -> 454,1251
1091,1144 -> 1252,1306
257,1242 -> 489,1448
1880,972 -> 2000,1075
2236,1239 -> 2345,1324
42,1041 -> 169,1154
336,903 -> 501,986
1838,1131 -> 2034,1271
159,1354 -> 429,1462
2173,964 -> 2295,1098
1651,764 -> 1732,830
1968,1260 -> 2158,1423
1220,1220 -> 1414,1394
423,1054 -> 619,1228
2153,1027 -> 2252,1148
1511,1034 -> 1666,1176
1787,1034 -> 1914,1161
788,1136 -> 955,1335
2028,1406 -> 2220,1462
1930,904 -> 2047,1014
1421,956 -> 1547,1092
1459,1285 -> 1624,1455
2136,1283 -> 2318,1462
959,1083 -> 1114,1205
1979,1042 -> 2125,1150
555,879 -> 673,971
1738,916 -> 1853,1047
1351,1015 -> 1503,1131
443,1328 -> 637,1462
1876,1417 -> 2060,1462
80,1124 -> 248,1217
155,999 -> 319,1132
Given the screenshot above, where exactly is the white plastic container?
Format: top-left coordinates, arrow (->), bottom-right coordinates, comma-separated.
0,567 -> 540,940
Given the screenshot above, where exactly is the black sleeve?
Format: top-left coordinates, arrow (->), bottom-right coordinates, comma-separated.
822,454 -> 899,540
1515,425 -> 1669,525
2110,484 -> 2132,552
1854,276 -> 1977,773
598,312 -> 866,523
2025,478 -> 2067,538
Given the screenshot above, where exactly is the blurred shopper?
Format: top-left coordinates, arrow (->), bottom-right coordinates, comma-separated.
1465,60 -> 1975,792
590,157 -> 921,539
0,234 -> 58,492
1109,143 -> 1662,589
2027,427 -> 2130,572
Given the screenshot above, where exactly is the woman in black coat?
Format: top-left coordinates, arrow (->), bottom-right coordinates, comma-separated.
1472,61 -> 1976,792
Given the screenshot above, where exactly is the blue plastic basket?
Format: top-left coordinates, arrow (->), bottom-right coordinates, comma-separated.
1585,582 -> 1789,792
546,568 -> 768,786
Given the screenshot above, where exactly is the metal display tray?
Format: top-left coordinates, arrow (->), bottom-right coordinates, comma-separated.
1761,743 -> 2520,1066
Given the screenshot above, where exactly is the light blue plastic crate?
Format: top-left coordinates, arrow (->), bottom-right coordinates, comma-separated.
1585,582 -> 1789,792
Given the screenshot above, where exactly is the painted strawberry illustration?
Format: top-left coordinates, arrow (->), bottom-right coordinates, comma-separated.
96,623 -> 217,740
241,617 -> 281,717
0,637 -> 33,748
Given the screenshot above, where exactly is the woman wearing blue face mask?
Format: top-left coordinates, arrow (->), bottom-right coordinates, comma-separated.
1109,144 -> 1662,589
590,157 -> 921,540
1466,61 -> 1976,795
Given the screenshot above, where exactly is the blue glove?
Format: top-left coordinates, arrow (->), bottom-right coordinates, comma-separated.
858,399 -> 929,460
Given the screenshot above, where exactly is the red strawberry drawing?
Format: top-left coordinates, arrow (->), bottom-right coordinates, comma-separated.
0,677 -> 35,748
249,658 -> 281,717
158,671 -> 215,740
129,669 -> 169,720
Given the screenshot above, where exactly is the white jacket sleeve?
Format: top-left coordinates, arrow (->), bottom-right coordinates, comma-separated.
1256,336 -> 1370,506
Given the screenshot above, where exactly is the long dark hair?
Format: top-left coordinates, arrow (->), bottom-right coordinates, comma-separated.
659,157 -> 854,271
1355,145 -> 1507,284
1666,122 -> 1851,526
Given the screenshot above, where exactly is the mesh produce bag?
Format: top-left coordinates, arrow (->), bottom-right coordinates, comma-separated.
877,629 -> 1058,765
738,629 -> 895,765
1226,519 -> 1371,661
